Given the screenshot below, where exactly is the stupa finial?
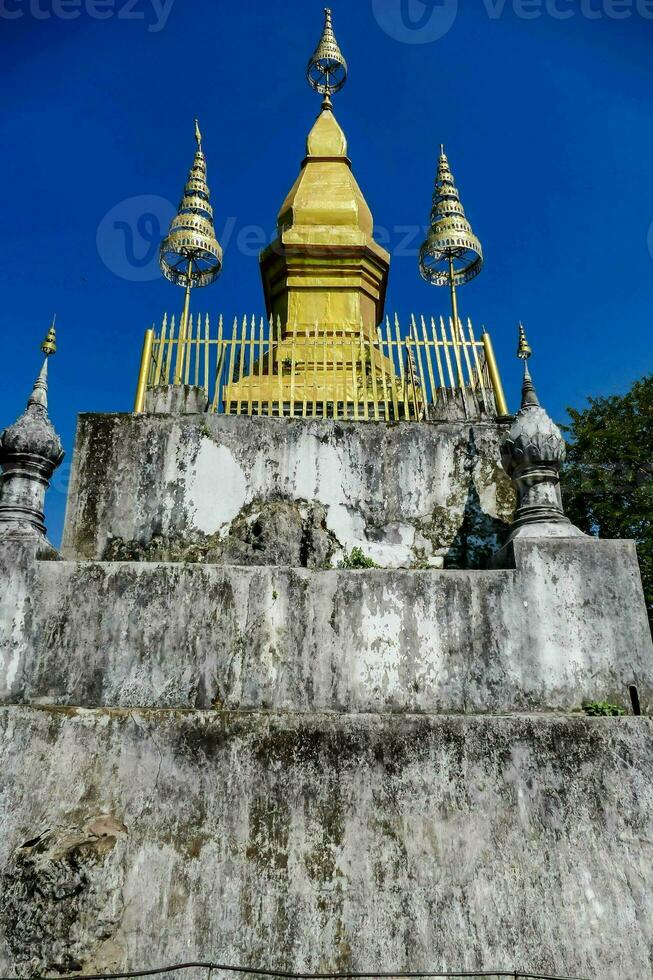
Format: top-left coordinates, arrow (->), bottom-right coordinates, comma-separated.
29,316 -> 58,410
419,145 -> 483,383
517,321 -> 532,361
159,119 -> 223,385
515,323 -> 539,409
307,8 -> 348,99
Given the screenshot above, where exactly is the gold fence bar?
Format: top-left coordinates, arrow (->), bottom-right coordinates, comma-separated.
376,326 -> 389,420
165,317 -> 176,385
236,316 -> 246,416
134,328 -> 155,414
210,314 -> 225,413
276,317 -> 283,417
258,316 -> 265,417
394,315 -> 406,419
350,336 -> 358,420
411,315 -> 428,418
457,317 -> 479,415
467,320 -> 486,393
301,329 -> 308,419
430,317 -> 447,402
420,315 -> 436,407
312,322 -> 318,419
290,327 -> 297,418
183,314 -> 192,386
482,330 -> 509,417
225,317 -> 238,416
359,331 -> 369,421
440,316 -> 455,389
383,318 -> 399,420
194,314 -> 201,388
204,314 -> 210,394
248,315 -> 255,417
155,315 -> 167,387
450,317 -> 466,395
322,325 -> 328,418
340,330 -> 347,418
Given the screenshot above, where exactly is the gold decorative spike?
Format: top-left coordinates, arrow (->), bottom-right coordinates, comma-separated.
195,118 -> 202,150
419,145 -> 483,354
517,322 -> 533,360
41,315 -> 57,357
307,8 -> 347,98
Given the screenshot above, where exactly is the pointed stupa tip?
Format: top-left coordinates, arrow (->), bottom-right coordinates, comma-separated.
41,316 -> 57,358
159,116 -> 223,288
419,145 -> 483,287
517,321 -> 532,361
29,322 -> 58,410
307,7 -> 348,98
517,325 -> 540,409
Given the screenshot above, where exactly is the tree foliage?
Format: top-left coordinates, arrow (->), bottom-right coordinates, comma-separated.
562,375 -> 653,630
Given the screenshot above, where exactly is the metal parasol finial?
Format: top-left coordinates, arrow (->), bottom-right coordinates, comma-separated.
41,315 -> 57,357
418,145 -> 483,382
517,322 -> 533,361
307,8 -> 348,99
159,119 -> 223,384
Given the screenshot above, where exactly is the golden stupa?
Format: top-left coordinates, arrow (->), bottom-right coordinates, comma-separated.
223,8 -> 397,412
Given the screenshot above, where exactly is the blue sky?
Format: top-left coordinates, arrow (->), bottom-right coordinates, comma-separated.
1,0 -> 652,544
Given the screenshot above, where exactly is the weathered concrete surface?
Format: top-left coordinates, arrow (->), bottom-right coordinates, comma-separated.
61,415 -> 514,569
2,538 -> 651,713
1,706 -> 652,980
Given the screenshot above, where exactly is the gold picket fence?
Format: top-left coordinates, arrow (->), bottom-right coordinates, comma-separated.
134,314 -> 508,420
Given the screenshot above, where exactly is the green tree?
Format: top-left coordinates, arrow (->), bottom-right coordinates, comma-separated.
562,375 -> 653,631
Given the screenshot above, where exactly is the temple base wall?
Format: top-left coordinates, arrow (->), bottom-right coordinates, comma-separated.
1,538 -> 651,713
1,707 -> 652,980
61,415 -> 515,569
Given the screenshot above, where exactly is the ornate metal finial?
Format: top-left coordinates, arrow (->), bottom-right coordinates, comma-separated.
307,8 -> 348,99
419,146 -> 483,386
419,146 -> 483,291
160,119 -> 223,385
517,322 -> 532,361
159,120 -> 222,290
41,315 -> 57,358
0,329 -> 65,546
515,324 -> 539,408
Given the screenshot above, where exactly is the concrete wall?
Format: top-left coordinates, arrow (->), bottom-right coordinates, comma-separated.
1,538 -> 651,714
61,415 -> 515,569
1,706 -> 652,980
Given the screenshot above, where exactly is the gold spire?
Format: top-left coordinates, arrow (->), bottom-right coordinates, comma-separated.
159,120 -> 223,385
159,120 -> 222,289
31,319 -> 58,410
515,324 -> 540,408
419,146 -> 483,355
517,321 -> 532,360
307,8 -> 348,98
41,315 -> 57,357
